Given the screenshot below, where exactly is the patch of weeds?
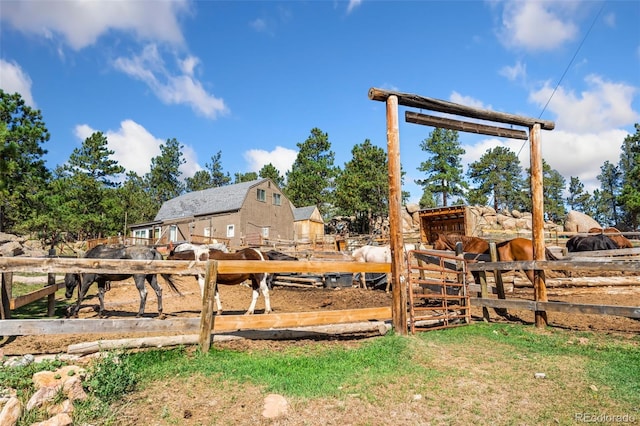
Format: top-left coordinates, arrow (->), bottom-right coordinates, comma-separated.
85,351 -> 138,404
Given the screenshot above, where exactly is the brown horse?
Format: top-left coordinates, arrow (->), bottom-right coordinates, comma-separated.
431,232 -> 558,284
588,227 -> 633,249
165,246 -> 271,315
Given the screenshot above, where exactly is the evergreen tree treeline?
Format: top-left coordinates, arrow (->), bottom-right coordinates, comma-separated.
2,89 -> 639,242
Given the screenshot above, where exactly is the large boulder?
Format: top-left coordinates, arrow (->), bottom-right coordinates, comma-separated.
564,210 -> 601,232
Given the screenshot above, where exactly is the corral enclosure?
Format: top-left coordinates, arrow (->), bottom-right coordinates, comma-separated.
1,242 -> 640,356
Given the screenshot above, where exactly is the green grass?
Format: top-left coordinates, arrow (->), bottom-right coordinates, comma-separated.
129,332 -> 435,398
3,323 -> 639,425
9,286 -> 73,319
422,323 -> 640,407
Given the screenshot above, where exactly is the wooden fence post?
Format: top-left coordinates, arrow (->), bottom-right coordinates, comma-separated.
47,248 -> 57,317
454,243 -> 470,324
199,260 -> 218,352
1,254 -> 12,321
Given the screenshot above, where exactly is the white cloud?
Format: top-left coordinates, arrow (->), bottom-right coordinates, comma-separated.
243,146 -> 298,177
250,18 -> 269,33
0,59 -> 36,107
497,1 -> 578,51
0,0 -> 189,50
603,12 -> 616,28
347,0 -> 363,14
73,120 -> 200,179
529,74 -> 639,133
469,129 -> 628,194
113,44 -> 228,119
499,60 -> 527,82
449,92 -> 491,110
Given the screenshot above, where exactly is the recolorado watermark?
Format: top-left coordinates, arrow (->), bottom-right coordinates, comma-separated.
575,413 -> 637,423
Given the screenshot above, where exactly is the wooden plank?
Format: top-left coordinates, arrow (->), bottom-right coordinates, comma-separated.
0,307 -> 392,336
0,257 -> 391,275
536,301 -> 640,318
67,321 -> 392,355
11,282 -> 64,309
470,297 -> 537,311
405,111 -> 529,140
467,260 -> 640,273
470,298 -> 640,318
369,87 -> 555,130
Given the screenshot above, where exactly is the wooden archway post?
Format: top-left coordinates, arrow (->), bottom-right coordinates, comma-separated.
529,123 -> 548,327
386,95 -> 408,335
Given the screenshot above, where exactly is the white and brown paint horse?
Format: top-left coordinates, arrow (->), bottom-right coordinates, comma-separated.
166,245 -> 271,315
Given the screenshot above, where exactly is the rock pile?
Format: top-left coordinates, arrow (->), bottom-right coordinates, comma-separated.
466,205 -> 564,233
0,358 -> 88,426
0,233 -> 49,257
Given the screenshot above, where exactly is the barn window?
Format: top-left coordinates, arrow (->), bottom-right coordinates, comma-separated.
273,193 -> 281,206
262,227 -> 269,238
169,225 -> 178,242
226,224 -> 235,238
257,188 -> 266,202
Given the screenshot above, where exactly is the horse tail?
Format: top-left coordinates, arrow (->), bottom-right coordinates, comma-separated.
544,247 -> 560,261
153,248 -> 183,295
161,273 -> 182,295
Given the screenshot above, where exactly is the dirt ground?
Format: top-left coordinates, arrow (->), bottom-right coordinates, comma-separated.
3,272 -> 639,425
2,271 -> 639,356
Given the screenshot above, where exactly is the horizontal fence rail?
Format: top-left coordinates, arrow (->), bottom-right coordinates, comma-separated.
0,257 -> 391,275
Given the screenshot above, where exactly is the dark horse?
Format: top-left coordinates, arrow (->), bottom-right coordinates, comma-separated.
262,250 -> 299,289
431,232 -> 558,284
566,234 -> 618,252
64,244 -> 181,318
165,246 -> 271,315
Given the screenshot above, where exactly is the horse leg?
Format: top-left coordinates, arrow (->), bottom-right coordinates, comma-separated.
384,273 -> 391,292
360,271 -> 368,289
72,275 -> 92,318
259,274 -> 272,314
134,275 -> 148,318
96,282 -> 107,317
148,275 -> 165,319
245,287 -> 260,315
214,290 -> 223,315
198,274 -> 205,298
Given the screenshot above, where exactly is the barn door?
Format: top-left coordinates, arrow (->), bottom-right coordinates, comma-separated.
406,249 -> 470,333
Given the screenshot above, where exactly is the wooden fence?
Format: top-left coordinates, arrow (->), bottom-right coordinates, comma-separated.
466,247 -> 640,321
2,249 -> 639,353
0,257 -> 391,352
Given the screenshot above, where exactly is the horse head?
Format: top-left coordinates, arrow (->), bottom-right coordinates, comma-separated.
64,273 -> 80,298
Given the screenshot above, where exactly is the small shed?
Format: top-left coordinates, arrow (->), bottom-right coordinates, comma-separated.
419,205 -> 473,244
293,205 -> 324,242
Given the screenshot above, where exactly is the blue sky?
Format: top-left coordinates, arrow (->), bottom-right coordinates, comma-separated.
1,0 -> 639,205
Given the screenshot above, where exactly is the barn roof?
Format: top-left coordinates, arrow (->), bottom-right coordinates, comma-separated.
155,179 -> 267,221
293,205 -> 319,221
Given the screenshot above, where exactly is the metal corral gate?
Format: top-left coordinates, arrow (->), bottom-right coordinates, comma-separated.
406,249 -> 471,333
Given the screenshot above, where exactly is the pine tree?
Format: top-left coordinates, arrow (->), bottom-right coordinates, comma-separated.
284,128 -> 338,215
467,146 -> 525,211
618,123 -> 640,229
258,163 -> 285,187
334,139 -> 388,233
567,176 -> 591,212
0,90 -> 51,233
416,128 -> 468,207
146,138 -> 185,212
